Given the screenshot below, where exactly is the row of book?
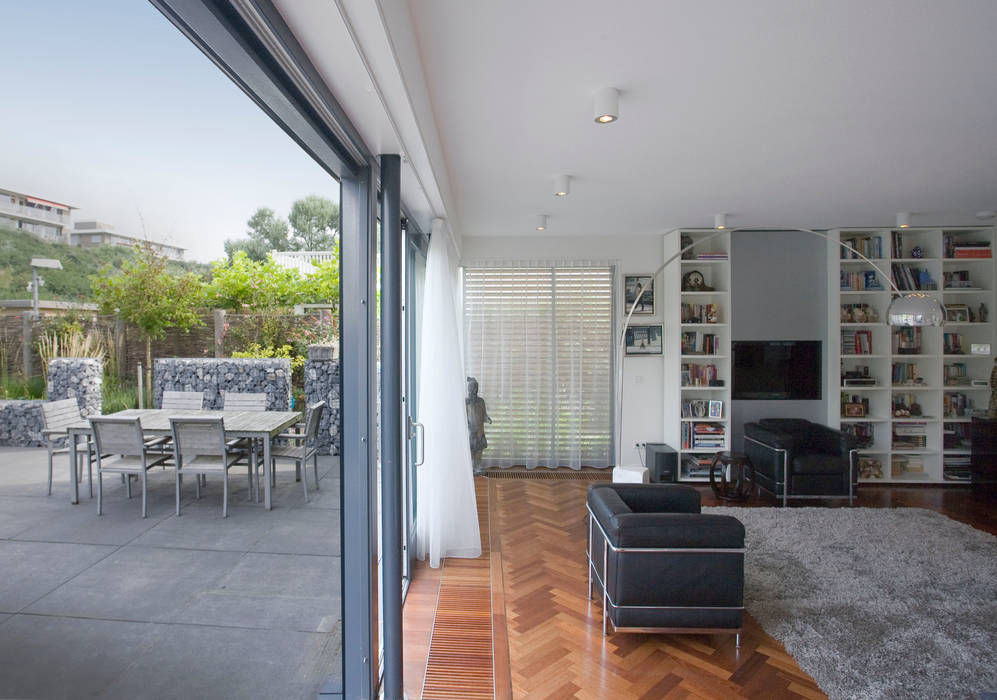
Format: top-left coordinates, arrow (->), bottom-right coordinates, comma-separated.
890,231 -> 909,258
841,329 -> 873,355
892,454 -> 925,476
943,455 -> 971,481
681,363 -> 719,386
681,422 -> 726,449
892,422 -> 927,449
681,454 -> 716,479
895,327 -> 922,354
943,236 -> 992,259
892,362 -> 921,385
840,270 -> 884,291
944,362 -> 970,385
680,331 -> 718,355
943,392 -> 973,417
891,264 -> 936,291
680,303 -> 721,323
842,235 -> 884,260
943,332 -> 965,355
842,422 -> 874,448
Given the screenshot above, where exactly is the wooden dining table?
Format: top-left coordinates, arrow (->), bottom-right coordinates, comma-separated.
65,408 -> 302,510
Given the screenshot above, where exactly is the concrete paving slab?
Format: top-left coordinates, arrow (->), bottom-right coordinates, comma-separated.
0,540 -> 116,612
0,495 -> 69,538
12,491 -> 173,545
175,552 -> 341,632
250,508 -> 341,556
26,545 -> 243,622
132,498 -> 280,551
102,623 -> 340,700
0,614 -> 159,700
270,475 -> 341,510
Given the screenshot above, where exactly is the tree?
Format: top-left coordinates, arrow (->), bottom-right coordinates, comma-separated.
289,195 -> 339,251
223,207 -> 291,262
92,245 -> 204,401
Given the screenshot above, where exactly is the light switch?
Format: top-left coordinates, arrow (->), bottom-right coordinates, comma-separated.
633,375 -> 644,384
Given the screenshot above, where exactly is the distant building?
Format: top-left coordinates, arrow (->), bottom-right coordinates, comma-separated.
0,187 -> 75,243
71,221 -> 185,260
270,250 -> 336,274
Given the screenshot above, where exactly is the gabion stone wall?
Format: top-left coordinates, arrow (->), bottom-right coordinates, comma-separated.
304,358 -> 340,456
0,400 -> 45,447
47,358 -> 103,416
153,358 -> 292,410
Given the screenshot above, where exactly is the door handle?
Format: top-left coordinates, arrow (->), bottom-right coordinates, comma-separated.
408,416 -> 425,467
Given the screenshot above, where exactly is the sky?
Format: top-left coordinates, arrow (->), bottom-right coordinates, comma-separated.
0,1 -> 338,263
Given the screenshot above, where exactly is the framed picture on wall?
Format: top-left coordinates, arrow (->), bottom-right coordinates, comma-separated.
624,274 -> 654,315
625,325 -> 662,355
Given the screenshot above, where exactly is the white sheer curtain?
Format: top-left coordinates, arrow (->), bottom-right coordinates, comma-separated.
462,261 -> 615,469
414,220 -> 481,568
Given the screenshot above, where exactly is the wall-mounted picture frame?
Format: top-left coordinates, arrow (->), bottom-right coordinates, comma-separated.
624,274 -> 654,315
625,325 -> 662,355
708,400 -> 723,419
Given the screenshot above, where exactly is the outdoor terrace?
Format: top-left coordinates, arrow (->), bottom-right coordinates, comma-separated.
0,446 -> 342,699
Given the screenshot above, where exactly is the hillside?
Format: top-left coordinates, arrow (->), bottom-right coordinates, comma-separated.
0,227 -> 208,301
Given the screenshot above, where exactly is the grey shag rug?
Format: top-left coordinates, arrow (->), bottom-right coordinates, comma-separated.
705,506 -> 997,700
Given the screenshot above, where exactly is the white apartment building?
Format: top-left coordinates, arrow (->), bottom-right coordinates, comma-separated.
0,187 -> 74,243
71,221 -> 185,260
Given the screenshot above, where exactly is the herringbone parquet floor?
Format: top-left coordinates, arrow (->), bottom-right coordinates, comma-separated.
490,479 -> 825,699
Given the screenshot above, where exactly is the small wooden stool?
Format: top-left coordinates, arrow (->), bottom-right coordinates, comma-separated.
710,452 -> 754,502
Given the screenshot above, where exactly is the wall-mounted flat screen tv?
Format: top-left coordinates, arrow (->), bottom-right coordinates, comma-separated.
732,341 -> 822,400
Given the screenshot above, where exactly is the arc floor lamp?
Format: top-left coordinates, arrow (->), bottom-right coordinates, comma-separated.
615,227 -> 947,468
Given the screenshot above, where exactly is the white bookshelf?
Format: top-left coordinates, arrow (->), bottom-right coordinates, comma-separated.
663,229 -> 732,481
826,226 -> 996,484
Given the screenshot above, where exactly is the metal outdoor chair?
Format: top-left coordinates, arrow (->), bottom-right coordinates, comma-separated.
222,391 -> 267,501
269,401 -> 325,502
160,390 -> 205,410
170,416 -> 249,518
41,397 -> 96,497
90,416 -> 171,518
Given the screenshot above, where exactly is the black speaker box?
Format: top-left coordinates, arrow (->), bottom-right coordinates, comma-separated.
645,443 -> 678,483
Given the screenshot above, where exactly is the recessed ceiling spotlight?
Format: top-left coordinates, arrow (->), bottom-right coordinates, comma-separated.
554,175 -> 571,197
593,87 -> 619,124
714,213 -> 728,230
976,210 -> 996,220
897,212 -> 911,229
535,215 -> 548,231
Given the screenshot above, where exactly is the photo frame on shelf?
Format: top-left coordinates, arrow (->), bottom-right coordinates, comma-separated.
625,325 -> 662,355
692,400 -> 708,417
624,275 -> 654,315
843,402 -> 866,417
945,305 -> 970,323
708,400 -> 723,418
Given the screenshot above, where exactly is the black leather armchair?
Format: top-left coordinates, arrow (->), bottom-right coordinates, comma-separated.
743,418 -> 858,506
586,483 -> 745,644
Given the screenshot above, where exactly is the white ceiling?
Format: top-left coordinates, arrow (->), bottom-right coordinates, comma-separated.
400,0 -> 997,237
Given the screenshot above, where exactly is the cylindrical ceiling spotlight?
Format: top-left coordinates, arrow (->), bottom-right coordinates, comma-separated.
554,175 -> 570,197
714,213 -> 728,230
593,87 -> 619,124
535,215 -> 548,231
897,212 -> 911,229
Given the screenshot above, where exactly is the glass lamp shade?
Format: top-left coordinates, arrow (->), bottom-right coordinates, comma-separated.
886,293 -> 945,327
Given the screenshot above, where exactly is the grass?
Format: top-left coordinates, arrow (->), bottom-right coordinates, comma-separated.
0,375 -> 46,400
0,373 -> 138,413
0,227 -> 208,301
102,379 -> 139,413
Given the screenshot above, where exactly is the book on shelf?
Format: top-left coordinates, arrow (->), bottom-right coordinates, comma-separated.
842,235 -> 883,260
943,270 -> 975,289
680,331 -> 718,355
681,454 -> 717,479
840,270 -> 884,291
681,362 -> 719,386
681,303 -> 721,323
681,422 -> 726,449
841,422 -> 875,448
943,332 -> 964,355
895,327 -> 921,354
944,235 -> 992,259
841,329 -> 873,354
943,392 -> 972,417
892,362 -> 921,385
891,263 -> 936,291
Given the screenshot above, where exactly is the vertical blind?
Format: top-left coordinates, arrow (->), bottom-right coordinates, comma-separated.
463,265 -> 614,468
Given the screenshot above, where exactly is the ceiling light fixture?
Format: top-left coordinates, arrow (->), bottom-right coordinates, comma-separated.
593,87 -> 619,124
554,175 -> 570,197
714,214 -> 728,230
897,212 -> 911,229
535,215 -> 548,231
